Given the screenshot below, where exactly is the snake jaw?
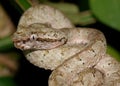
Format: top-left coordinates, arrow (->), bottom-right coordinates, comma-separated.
13,34 -> 67,50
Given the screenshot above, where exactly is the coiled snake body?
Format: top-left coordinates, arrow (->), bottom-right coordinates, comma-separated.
12,5 -> 120,86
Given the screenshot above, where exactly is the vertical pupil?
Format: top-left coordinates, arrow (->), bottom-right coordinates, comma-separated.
30,34 -> 37,41
32,35 -> 35,40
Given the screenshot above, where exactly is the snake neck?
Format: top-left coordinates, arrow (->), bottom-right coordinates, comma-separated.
66,28 -> 89,46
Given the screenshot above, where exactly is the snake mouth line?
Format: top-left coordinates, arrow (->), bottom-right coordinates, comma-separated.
13,37 -> 67,50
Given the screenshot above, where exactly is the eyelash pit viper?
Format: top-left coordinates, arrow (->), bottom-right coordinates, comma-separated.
12,5 -> 120,86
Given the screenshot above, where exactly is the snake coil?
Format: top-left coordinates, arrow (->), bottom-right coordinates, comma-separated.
12,5 -> 120,86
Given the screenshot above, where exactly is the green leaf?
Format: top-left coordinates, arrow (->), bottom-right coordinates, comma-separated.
0,77 -> 16,86
0,37 -> 14,52
89,0 -> 120,31
107,45 -> 120,61
15,0 -> 31,11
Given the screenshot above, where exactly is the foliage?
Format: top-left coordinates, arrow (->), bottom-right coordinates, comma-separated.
0,77 -> 16,86
90,0 -> 120,31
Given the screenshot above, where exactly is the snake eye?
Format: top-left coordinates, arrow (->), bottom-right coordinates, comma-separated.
30,34 -> 37,41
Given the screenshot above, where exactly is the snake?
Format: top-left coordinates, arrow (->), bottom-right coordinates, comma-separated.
12,5 -> 120,86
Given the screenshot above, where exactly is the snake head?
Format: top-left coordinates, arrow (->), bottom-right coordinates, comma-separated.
12,23 -> 67,50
